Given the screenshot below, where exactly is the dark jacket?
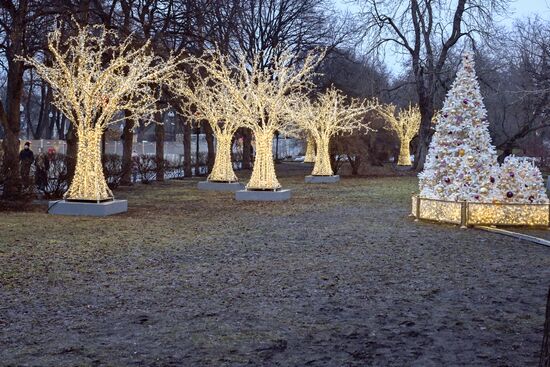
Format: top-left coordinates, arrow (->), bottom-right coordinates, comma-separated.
19,148 -> 34,163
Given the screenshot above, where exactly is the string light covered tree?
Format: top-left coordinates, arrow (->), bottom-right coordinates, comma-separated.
304,134 -> 316,163
294,87 -> 374,177
23,24 -> 182,201
375,103 -> 421,166
207,50 -> 322,191
497,156 -> 549,204
170,54 -> 242,183
418,52 -> 499,202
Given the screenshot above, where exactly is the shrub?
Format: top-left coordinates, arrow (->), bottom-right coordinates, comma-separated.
40,153 -> 71,199
137,155 -> 156,184
103,154 -> 124,189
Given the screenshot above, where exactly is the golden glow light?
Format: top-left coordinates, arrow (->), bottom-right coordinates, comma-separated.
412,196 -> 550,227
375,104 -> 421,166
293,87 -> 375,176
304,134 -> 316,163
22,23 -> 182,201
170,55 -> 241,183
199,49 -> 323,190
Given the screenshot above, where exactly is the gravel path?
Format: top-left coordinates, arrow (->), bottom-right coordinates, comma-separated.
1,163 -> 549,366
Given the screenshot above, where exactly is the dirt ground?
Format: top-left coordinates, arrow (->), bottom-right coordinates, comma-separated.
1,163 -> 549,366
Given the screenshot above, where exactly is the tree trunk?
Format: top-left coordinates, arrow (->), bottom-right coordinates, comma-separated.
304,134 -> 316,163
1,59 -> 25,199
397,138 -> 412,166
348,155 -> 361,175
155,116 -> 165,182
120,111 -> 134,185
498,144 -> 513,164
66,127 -> 112,201
247,130 -> 279,190
204,123 -> 215,173
36,83 -> 53,139
66,122 -> 78,184
182,118 -> 192,177
312,136 -> 333,176
194,124 -> 201,176
208,132 -> 237,182
414,95 -> 435,170
242,128 -> 252,170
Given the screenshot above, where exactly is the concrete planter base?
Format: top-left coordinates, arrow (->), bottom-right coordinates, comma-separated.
197,181 -> 245,192
235,189 -> 292,201
305,175 -> 340,184
47,199 -> 128,216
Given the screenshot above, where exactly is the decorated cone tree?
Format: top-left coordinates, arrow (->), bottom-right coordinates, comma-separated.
294,87 -> 374,176
171,54 -> 241,182
418,52 -> 499,202
497,156 -> 549,204
303,134 -> 316,163
375,103 -> 421,166
22,24 -> 181,201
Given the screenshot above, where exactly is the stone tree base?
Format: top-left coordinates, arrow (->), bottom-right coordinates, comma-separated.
197,181 -> 245,192
305,175 -> 340,184
235,189 -> 292,201
48,199 -> 128,216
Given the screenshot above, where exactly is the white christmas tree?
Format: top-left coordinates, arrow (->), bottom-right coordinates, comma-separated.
419,52 -> 499,202
496,156 -> 549,204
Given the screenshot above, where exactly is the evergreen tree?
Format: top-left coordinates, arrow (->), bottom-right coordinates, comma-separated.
497,156 -> 549,204
419,52 -> 499,202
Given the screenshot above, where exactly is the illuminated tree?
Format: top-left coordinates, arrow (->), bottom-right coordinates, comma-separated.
304,134 -> 316,163
171,55 -> 242,183
204,50 -> 322,190
294,87 -> 374,176
22,24 -> 182,201
375,104 -> 421,166
419,52 -> 499,202
497,156 -> 548,204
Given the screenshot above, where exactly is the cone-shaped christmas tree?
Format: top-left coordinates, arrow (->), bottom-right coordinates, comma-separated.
419,52 -> 499,202
497,156 -> 549,204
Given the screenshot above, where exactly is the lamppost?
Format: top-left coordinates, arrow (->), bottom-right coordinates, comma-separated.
167,110 -> 175,141
20,105 -> 26,139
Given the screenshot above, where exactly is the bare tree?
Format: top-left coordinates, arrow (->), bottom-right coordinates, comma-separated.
357,0 -> 509,169
0,0 -> 58,199
491,17 -> 550,160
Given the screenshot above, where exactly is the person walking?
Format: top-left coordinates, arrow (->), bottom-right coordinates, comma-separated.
19,141 -> 34,188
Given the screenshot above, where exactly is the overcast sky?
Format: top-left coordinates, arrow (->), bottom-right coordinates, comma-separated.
335,0 -> 550,75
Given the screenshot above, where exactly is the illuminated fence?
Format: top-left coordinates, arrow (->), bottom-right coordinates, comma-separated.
412,195 -> 550,227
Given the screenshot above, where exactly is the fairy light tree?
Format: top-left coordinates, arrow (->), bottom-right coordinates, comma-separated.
375,104 -> 421,166
293,87 -> 374,176
170,55 -> 242,183
22,24 -> 182,201
205,50 -> 322,190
